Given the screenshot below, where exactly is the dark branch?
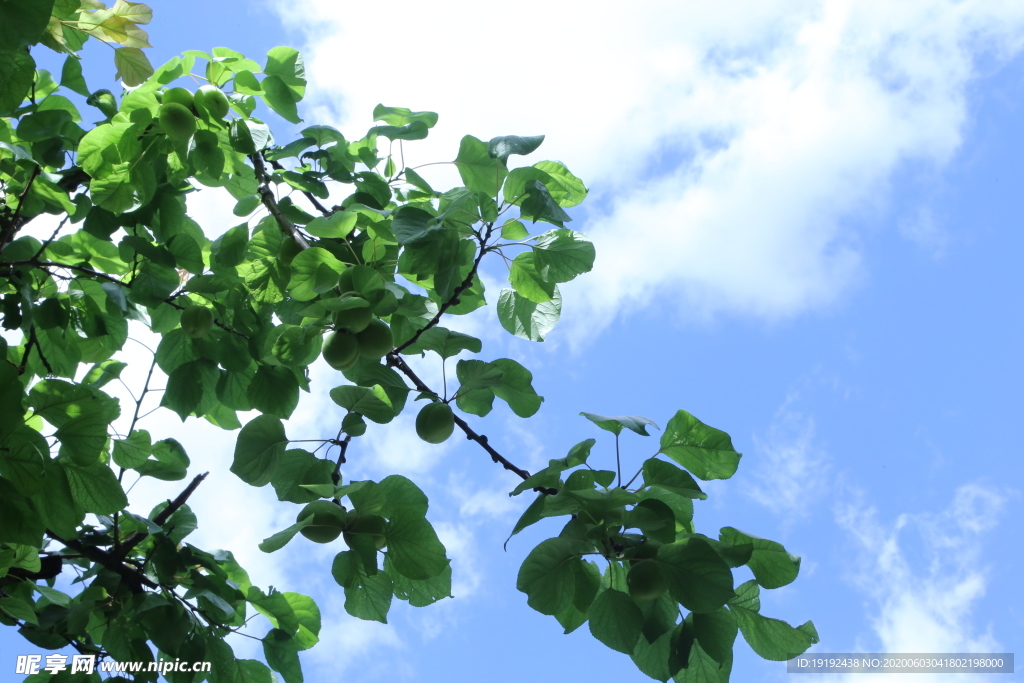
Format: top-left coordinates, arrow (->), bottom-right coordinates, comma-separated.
392,225 -> 493,354
250,152 -> 311,251
21,325 -> 52,376
117,471 -> 209,557
386,353 -> 534,481
266,156 -> 332,215
331,434 -> 352,485
45,530 -> 157,593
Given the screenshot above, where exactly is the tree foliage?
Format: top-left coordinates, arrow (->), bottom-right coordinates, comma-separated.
0,2 -> 817,681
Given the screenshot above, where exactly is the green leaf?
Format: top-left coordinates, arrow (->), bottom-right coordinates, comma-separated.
719,528 -> 801,589
375,475 -> 430,518
62,460 -> 128,515
271,450 -> 333,504
232,415 -> 288,487
659,410 -> 741,481
373,104 -> 438,128
533,160 -> 588,207
497,286 -> 560,342
588,588 -> 644,654
491,358 -> 543,417
248,364 -> 300,419
262,629 -> 303,683
113,47 -> 154,87
0,0 -> 54,49
60,55 -> 90,97
504,493 -> 547,549
516,537 -> 590,615
520,180 -> 571,226
0,427 -> 47,496
405,326 -> 481,360
0,596 -> 38,626
259,520 -> 309,553
532,229 -> 595,282
28,379 -> 119,464
385,556 -> 452,607
675,639 -> 733,683
510,252 -> 556,303
131,261 -> 180,307
343,570 -> 393,623
287,247 -> 344,301
385,508 -> 449,580
0,478 -> 44,546
329,385 -> 395,424
305,211 -> 357,239
580,412 -> 659,437
262,74 -> 302,123
642,458 -> 707,500
693,607 -> 738,666
655,538 -> 734,613
488,134 -> 544,163
730,604 -> 818,661
454,135 -> 507,196
729,580 -> 761,612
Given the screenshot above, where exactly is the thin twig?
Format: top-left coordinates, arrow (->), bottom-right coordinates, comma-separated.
266,156 -> 331,215
117,472 -> 209,557
250,153 -> 310,250
386,353 -> 538,483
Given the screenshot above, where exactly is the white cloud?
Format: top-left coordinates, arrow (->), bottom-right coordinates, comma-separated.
821,483 -> 1008,682
272,0 -> 1024,340
747,395 -> 831,516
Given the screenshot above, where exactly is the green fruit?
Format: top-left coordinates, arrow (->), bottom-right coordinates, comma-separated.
161,87 -> 194,111
297,500 -> 347,543
195,84 -> 230,119
322,331 -> 359,370
355,318 -> 393,358
332,299 -> 372,333
415,402 -> 455,444
627,560 -> 667,602
180,305 -> 214,339
158,102 -> 197,142
343,514 -> 387,550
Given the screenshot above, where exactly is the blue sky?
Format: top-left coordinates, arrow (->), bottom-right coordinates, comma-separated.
4,1 -> 1024,681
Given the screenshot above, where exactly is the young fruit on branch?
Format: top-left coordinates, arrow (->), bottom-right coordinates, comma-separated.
195,84 -> 229,119
180,305 -> 214,339
158,102 -> 197,142
332,299 -> 373,333
356,318 -> 393,358
416,401 -> 455,444
322,331 -> 359,371
160,87 -> 195,111
297,500 -> 348,543
343,513 -> 387,550
626,559 -> 668,602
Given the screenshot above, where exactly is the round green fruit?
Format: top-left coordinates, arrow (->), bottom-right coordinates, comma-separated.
161,87 -> 194,111
332,299 -> 372,333
158,102 -> 197,142
297,500 -> 347,543
416,402 -> 455,444
322,331 -> 359,371
627,560 -> 668,602
343,514 -> 387,550
195,84 -> 230,119
355,319 -> 393,358
180,305 -> 214,339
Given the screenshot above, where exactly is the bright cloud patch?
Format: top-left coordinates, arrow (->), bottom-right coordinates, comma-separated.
832,484 -> 1006,673
273,0 -> 1024,335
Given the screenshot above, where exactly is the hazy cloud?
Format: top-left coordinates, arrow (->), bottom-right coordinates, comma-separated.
273,0 -> 1024,339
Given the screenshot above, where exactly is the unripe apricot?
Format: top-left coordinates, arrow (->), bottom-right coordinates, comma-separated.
158,102 -> 197,142
297,500 -> 347,543
180,305 -> 213,338
415,402 -> 455,444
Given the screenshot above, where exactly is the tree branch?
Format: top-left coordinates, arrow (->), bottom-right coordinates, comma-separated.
386,353 -> 535,482
250,152 -> 310,250
45,530 -> 158,593
392,224 -> 493,354
266,156 -> 332,215
117,471 -> 209,558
